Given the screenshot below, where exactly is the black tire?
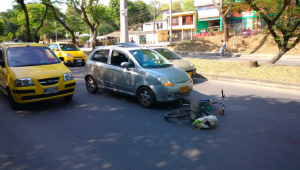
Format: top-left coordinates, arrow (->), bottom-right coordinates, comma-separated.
224,49 -> 230,57
164,107 -> 190,118
9,93 -> 21,110
137,87 -> 156,108
86,76 -> 99,94
64,94 -> 73,100
215,49 -> 219,56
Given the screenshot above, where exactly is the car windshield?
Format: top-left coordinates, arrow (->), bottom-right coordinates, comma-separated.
129,49 -> 171,68
59,44 -> 80,51
153,48 -> 181,60
7,47 -> 61,67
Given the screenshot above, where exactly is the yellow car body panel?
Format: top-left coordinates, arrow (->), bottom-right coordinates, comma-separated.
49,42 -> 87,64
0,42 -> 76,105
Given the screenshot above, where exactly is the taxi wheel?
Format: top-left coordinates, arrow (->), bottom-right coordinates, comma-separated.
64,94 -> 73,100
8,93 -> 21,110
138,87 -> 156,108
86,76 -> 99,93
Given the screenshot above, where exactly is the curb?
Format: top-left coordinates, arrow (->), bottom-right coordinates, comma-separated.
175,51 -> 300,61
195,72 -> 300,91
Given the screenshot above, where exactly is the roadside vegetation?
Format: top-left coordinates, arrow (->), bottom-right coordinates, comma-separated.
186,58 -> 300,83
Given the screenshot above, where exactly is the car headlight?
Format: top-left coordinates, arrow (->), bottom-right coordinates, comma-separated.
83,53 -> 87,57
157,77 -> 174,86
64,73 -> 74,82
15,78 -> 34,87
65,54 -> 72,58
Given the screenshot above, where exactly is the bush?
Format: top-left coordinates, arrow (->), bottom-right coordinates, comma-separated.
210,29 -> 214,36
242,29 -> 260,38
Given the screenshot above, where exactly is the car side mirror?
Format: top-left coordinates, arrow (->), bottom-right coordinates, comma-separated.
121,62 -> 129,68
54,49 -> 59,51
0,60 -> 4,67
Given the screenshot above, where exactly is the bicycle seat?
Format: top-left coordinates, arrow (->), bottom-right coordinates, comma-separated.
200,99 -> 211,103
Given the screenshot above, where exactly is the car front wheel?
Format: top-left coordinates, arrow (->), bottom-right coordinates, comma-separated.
138,87 -> 156,108
86,76 -> 99,93
9,93 -> 21,110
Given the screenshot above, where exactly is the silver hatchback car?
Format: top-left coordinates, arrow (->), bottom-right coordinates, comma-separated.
84,46 -> 193,108
147,47 -> 196,77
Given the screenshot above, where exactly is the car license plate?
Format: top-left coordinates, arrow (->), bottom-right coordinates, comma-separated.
187,72 -> 192,77
77,59 -> 82,62
180,85 -> 189,93
44,87 -> 58,94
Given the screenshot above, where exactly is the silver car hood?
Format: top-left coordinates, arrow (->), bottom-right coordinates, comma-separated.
170,58 -> 194,71
145,67 -> 190,83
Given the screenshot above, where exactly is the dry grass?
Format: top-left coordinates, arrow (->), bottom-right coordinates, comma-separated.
186,58 -> 300,83
172,33 -> 300,56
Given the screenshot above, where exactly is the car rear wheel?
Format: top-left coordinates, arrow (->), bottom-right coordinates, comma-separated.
9,93 -> 21,110
86,76 -> 99,93
138,87 -> 156,108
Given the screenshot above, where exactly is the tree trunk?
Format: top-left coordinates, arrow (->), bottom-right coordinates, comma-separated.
17,0 -> 31,42
266,48 -> 287,65
45,3 -> 76,44
92,29 -> 97,50
221,14 -> 228,41
34,6 -> 48,43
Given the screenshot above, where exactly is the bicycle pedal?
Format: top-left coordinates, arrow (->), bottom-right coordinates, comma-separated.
219,110 -> 223,115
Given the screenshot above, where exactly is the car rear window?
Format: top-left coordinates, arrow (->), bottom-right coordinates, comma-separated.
7,47 -> 61,67
153,48 -> 181,60
59,44 -> 80,51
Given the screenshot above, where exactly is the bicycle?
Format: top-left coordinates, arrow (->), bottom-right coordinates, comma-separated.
164,90 -> 225,119
215,48 -> 231,57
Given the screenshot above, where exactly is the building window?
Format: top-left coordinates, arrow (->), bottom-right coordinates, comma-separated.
157,23 -> 163,29
182,15 -> 193,25
172,17 -> 179,26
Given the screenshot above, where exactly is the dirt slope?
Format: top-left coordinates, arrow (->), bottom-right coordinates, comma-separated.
171,33 -> 300,56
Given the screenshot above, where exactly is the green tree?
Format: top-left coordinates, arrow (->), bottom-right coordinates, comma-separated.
157,0 -> 182,11
65,7 -> 86,33
242,0 -> 300,65
16,3 -> 48,42
182,0 -> 197,12
109,0 -> 153,29
211,0 -> 235,41
0,19 -> 7,36
43,0 -> 77,44
69,0 -> 115,49
16,0 -> 32,42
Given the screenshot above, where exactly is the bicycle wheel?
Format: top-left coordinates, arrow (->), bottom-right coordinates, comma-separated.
224,49 -> 230,57
164,107 -> 190,118
215,49 -> 219,56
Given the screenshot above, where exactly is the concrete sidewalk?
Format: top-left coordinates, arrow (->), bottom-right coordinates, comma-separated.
175,51 -> 300,61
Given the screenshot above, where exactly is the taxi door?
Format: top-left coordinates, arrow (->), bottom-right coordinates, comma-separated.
0,48 -> 7,93
53,44 -> 61,57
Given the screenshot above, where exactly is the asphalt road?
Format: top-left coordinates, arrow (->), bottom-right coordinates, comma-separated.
182,55 -> 300,66
1,66 -> 300,170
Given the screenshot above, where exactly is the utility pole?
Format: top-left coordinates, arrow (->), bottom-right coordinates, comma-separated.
169,0 -> 172,44
120,0 -> 128,43
152,0 -> 156,44
55,20 -> 57,42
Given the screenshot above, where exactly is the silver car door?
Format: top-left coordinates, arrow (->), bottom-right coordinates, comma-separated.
90,49 -> 111,87
107,50 -> 137,93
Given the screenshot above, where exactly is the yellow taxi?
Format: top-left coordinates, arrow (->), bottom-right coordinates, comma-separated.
48,42 -> 87,66
0,42 -> 76,110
